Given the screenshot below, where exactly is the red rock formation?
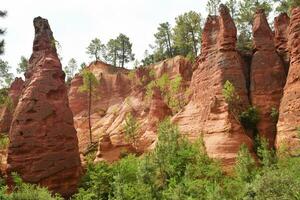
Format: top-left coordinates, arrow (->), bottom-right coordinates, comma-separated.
274,13 -> 290,73
250,10 -> 286,146
0,78 -> 24,133
276,8 -> 300,154
7,17 -> 81,197
173,5 -> 253,166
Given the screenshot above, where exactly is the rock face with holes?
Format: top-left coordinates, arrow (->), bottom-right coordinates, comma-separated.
276,8 -> 300,154
250,10 -> 286,147
6,17 -> 81,197
274,13 -> 290,73
0,78 -> 24,133
173,5 -> 253,167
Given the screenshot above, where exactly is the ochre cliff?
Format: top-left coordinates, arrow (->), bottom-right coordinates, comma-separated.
276,8 -> 300,154
69,56 -> 192,162
250,9 -> 286,146
172,5 -> 253,166
6,17 -> 81,198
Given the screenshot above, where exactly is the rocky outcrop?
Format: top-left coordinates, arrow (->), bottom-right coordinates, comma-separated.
274,13 -> 290,73
173,5 -> 253,166
0,78 -> 24,133
7,17 -> 81,197
250,10 -> 286,146
276,8 -> 300,154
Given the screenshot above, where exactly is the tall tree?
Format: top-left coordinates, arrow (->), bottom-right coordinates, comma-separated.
116,34 -> 135,68
17,56 -> 29,75
64,58 -> 78,82
0,59 -> 14,88
206,0 -> 221,15
275,0 -> 300,15
0,10 -> 7,55
225,0 -> 238,20
154,22 -> 174,58
86,38 -> 105,61
236,0 -> 273,51
79,69 -> 99,144
173,11 -> 202,61
104,39 -> 119,66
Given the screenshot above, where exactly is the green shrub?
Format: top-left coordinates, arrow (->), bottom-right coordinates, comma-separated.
0,134 -> 9,150
123,112 -> 139,148
270,107 -> 279,123
10,173 -> 63,200
239,106 -> 260,130
235,144 -> 256,183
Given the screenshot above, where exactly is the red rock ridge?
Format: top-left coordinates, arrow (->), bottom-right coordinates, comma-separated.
7,17 -> 81,197
276,8 -> 300,154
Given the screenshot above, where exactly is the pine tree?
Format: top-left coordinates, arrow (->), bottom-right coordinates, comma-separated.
17,56 -> 29,75
206,0 -> 221,15
154,22 -> 174,59
79,70 -> 99,144
0,10 -> 7,55
86,38 -> 105,61
64,58 -> 78,82
173,11 -> 202,61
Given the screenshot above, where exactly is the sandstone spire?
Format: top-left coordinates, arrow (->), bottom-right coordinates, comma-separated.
250,9 -> 286,147
274,13 -> 290,73
173,5 -> 253,166
7,17 -> 81,197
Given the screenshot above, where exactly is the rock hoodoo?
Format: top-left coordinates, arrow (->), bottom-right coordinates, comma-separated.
274,13 -> 290,73
6,17 -> 81,197
0,78 -> 24,133
250,9 -> 286,146
276,8 -> 300,154
173,5 -> 253,166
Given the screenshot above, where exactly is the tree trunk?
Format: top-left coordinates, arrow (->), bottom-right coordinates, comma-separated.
122,40 -> 125,68
191,29 -> 198,57
88,79 -> 92,144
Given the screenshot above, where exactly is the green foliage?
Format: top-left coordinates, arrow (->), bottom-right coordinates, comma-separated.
123,112 -> 139,147
256,137 -> 276,168
0,10 -> 7,55
104,34 -> 135,68
146,74 -> 184,113
154,22 -> 174,59
173,11 -> 202,59
223,80 -> 239,104
79,70 -> 99,94
0,134 -> 9,150
297,127 -> 300,139
0,173 -> 63,200
86,38 -> 105,61
64,58 -> 78,83
275,0 -> 300,15
0,59 -> 14,88
235,144 -> 256,183
270,107 -> 279,123
206,0 -> 221,15
17,56 -> 29,75
0,88 -> 8,105
238,106 -> 260,130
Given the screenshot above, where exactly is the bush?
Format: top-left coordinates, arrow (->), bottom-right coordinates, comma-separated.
123,112 -> 139,148
0,134 -> 9,150
239,106 -> 260,130
270,107 -> 279,123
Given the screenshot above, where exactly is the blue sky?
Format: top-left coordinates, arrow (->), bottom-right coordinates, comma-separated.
1,0 -> 209,75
